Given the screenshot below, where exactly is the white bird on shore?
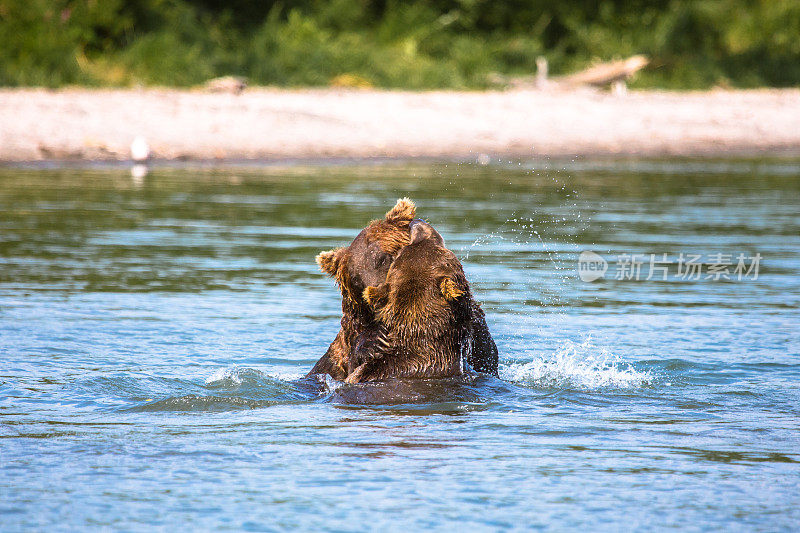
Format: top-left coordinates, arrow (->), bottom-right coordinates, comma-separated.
130,136 -> 150,162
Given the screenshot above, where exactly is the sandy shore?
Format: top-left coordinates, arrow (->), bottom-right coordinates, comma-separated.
1,87 -> 799,162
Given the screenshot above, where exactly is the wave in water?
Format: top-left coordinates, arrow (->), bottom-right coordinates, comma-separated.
125,340 -> 651,412
125,367 -> 320,412
500,338 -> 652,390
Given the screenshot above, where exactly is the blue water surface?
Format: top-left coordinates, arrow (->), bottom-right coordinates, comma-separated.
1,160 -> 799,531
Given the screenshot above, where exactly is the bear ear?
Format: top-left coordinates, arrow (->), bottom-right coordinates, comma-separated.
316,248 -> 343,277
439,278 -> 464,301
385,197 -> 416,223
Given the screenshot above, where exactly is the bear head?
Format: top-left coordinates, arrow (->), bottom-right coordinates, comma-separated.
316,197 -> 416,318
363,219 -> 470,335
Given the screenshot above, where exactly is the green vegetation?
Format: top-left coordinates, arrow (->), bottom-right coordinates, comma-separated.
1,0 -> 798,89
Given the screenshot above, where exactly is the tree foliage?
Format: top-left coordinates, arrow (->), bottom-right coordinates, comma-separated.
0,0 -> 798,88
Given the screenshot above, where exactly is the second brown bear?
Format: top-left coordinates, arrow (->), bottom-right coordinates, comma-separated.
346,219 -> 474,383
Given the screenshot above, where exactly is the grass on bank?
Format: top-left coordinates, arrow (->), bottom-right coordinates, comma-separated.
1,0 -> 799,90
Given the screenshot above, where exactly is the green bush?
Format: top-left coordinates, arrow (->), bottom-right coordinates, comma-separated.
0,0 -> 798,89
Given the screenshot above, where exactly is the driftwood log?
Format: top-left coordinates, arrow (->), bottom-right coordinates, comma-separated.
495,55 -> 649,93
203,76 -> 248,95
559,55 -> 649,88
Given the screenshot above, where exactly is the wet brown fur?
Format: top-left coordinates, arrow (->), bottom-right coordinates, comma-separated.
308,198 -> 416,380
345,221 -> 473,383
308,198 -> 499,382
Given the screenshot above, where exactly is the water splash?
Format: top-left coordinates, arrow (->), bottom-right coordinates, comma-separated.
501,338 -> 652,390
461,213 -> 567,270
205,366 -> 274,387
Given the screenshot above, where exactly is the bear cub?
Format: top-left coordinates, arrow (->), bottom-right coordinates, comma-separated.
345,219 -> 474,383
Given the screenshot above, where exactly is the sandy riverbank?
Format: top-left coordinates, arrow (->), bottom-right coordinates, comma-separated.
1,87 -> 799,162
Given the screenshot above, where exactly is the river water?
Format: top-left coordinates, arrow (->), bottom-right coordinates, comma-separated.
1,160 -> 798,531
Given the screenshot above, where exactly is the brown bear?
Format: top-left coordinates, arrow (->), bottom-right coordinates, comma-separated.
307,198 -> 417,381
307,198 -> 498,381
345,220 -> 473,383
